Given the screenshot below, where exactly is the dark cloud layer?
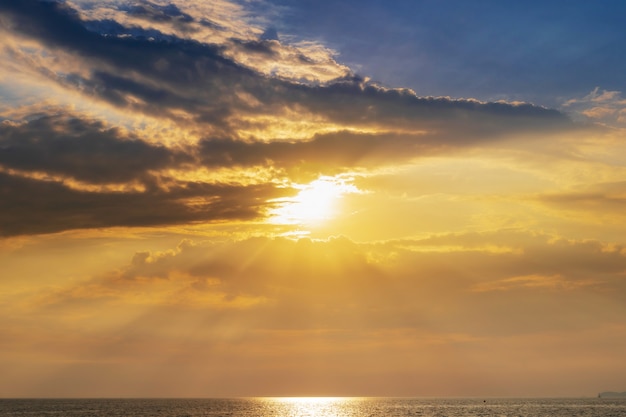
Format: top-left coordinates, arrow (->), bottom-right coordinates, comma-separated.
199,131 -> 443,174
0,0 -> 581,236
124,1 -> 193,25
0,170 -> 284,237
0,113 -> 190,184
0,0 -> 571,134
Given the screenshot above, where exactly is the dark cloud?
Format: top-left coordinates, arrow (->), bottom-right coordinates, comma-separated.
296,81 -> 572,136
0,0 -> 242,84
92,71 -> 168,104
124,1 -> 193,24
0,170 -> 286,237
231,38 -> 279,56
0,110 -> 442,237
0,113 -> 190,184
0,110 -> 449,236
0,0 -> 584,237
82,19 -> 175,41
0,0 -> 573,138
198,131 -> 441,175
1,0 -> 102,55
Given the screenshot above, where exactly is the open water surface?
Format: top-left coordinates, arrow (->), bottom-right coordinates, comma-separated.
1,397 -> 626,417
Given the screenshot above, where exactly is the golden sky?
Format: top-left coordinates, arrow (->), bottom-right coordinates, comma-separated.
1,0 -> 626,397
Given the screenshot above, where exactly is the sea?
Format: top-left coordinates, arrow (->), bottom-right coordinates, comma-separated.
1,397 -> 625,417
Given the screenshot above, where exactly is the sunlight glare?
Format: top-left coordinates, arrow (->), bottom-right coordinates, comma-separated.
269,176 -> 360,226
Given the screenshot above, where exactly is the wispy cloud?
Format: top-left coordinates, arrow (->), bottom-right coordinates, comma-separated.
563,87 -> 626,126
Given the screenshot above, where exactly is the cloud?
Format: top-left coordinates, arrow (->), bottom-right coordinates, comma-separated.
28,232 -> 626,334
1,0 -> 572,135
0,109 -> 293,236
3,231 -> 626,396
539,181 -> 626,221
470,274 -> 593,292
0,168 -> 288,237
0,111 -> 190,184
0,0 -> 587,238
123,1 -> 193,26
563,87 -> 626,126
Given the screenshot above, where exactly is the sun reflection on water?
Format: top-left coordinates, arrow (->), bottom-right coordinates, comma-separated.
260,397 -> 359,417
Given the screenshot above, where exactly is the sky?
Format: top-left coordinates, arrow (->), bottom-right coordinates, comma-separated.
1,0 -> 626,398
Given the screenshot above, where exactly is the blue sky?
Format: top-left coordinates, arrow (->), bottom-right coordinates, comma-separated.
263,0 -> 626,106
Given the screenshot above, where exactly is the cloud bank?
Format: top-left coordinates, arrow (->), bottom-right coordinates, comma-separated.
0,0 -> 578,236
2,232 -> 626,396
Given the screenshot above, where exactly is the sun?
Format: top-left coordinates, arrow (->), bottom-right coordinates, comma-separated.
270,176 -> 359,226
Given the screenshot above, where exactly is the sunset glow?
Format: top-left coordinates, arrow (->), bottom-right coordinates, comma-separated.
1,0 -> 626,399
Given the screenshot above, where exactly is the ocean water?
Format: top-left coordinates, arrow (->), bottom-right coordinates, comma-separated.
1,397 -> 625,417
